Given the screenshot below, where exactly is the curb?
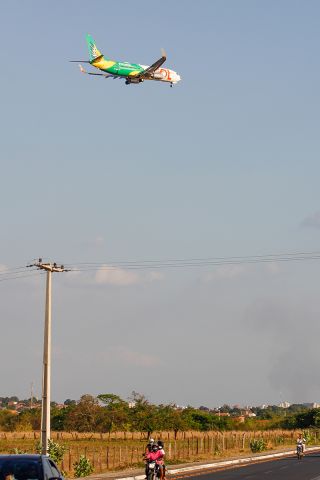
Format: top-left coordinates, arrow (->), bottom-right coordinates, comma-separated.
111,446 -> 320,480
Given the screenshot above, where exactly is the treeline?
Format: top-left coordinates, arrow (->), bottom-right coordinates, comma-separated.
0,393 -> 241,434
1,393 -> 319,433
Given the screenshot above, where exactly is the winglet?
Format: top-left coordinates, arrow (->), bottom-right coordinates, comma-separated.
79,64 -> 86,74
161,48 -> 167,59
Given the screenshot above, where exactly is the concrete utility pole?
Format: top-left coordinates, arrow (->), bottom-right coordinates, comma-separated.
28,259 -> 65,455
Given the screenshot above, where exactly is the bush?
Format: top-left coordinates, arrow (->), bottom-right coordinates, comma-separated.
35,439 -> 66,465
250,439 -> 267,453
11,448 -> 26,454
73,455 -> 94,477
48,439 -> 66,464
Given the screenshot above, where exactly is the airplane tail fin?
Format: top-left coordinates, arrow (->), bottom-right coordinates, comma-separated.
86,34 -> 109,62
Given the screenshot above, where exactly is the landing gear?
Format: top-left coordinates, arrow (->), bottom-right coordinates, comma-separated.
125,80 -> 130,85
170,82 -> 173,88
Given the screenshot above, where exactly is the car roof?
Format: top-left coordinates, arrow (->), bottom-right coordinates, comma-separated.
0,455 -> 44,460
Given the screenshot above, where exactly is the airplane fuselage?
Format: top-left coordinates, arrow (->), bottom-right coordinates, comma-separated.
91,57 -> 181,84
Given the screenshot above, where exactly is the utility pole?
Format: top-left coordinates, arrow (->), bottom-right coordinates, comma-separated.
28,259 -> 65,455
30,382 -> 34,409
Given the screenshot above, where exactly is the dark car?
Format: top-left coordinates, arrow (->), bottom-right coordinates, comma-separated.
0,455 -> 64,480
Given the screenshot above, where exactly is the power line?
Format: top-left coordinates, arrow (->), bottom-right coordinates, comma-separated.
64,250 -> 320,272
65,249 -> 320,267
0,266 -> 36,276
1,250 -> 320,283
0,271 -> 44,283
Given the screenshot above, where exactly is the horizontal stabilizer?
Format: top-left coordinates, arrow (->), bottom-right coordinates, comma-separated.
77,64 -> 124,80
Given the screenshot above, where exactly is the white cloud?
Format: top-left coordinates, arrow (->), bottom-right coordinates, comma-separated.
94,265 -> 164,286
0,264 -> 8,272
99,346 -> 163,367
95,266 -> 140,286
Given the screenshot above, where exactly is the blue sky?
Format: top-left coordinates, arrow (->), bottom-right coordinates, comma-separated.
1,1 -> 320,406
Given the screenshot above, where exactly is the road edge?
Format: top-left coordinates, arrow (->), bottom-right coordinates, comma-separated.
111,446 -> 320,480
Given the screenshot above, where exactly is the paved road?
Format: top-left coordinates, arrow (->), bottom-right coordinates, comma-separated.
177,453 -> 320,480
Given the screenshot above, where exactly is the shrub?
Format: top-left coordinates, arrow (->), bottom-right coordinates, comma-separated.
73,455 -> 94,477
47,439 -> 66,464
35,439 -> 66,465
11,448 -> 26,454
250,438 -> 267,453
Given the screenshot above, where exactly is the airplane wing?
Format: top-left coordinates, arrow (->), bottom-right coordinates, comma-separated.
78,64 -> 123,79
139,49 -> 166,78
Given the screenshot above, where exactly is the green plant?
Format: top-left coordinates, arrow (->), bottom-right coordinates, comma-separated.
35,439 -> 66,464
47,439 -> 66,464
35,441 -> 41,454
303,430 -> 312,444
73,455 -> 94,477
11,448 -> 26,454
249,438 -> 267,453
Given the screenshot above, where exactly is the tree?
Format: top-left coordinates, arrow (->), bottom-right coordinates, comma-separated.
128,392 -> 157,437
0,410 -> 18,431
156,405 -> 188,439
97,394 -> 129,432
65,395 -> 100,432
52,404 -> 74,431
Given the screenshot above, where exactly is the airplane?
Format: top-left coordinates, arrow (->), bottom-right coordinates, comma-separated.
71,34 -> 181,87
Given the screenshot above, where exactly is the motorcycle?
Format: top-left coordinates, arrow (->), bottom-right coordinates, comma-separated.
147,460 -> 160,480
296,444 -> 303,460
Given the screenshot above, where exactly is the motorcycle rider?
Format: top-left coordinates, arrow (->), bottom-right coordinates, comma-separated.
144,438 -> 155,478
157,441 -> 166,479
296,433 -> 306,455
146,444 -> 165,480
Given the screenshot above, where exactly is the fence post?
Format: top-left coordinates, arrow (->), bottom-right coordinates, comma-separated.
99,449 -> 102,473
106,447 -> 109,470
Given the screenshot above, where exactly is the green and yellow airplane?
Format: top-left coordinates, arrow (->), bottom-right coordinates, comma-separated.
71,34 -> 181,87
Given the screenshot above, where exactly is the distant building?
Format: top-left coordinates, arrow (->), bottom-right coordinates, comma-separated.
241,409 -> 256,417
279,402 -> 291,409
